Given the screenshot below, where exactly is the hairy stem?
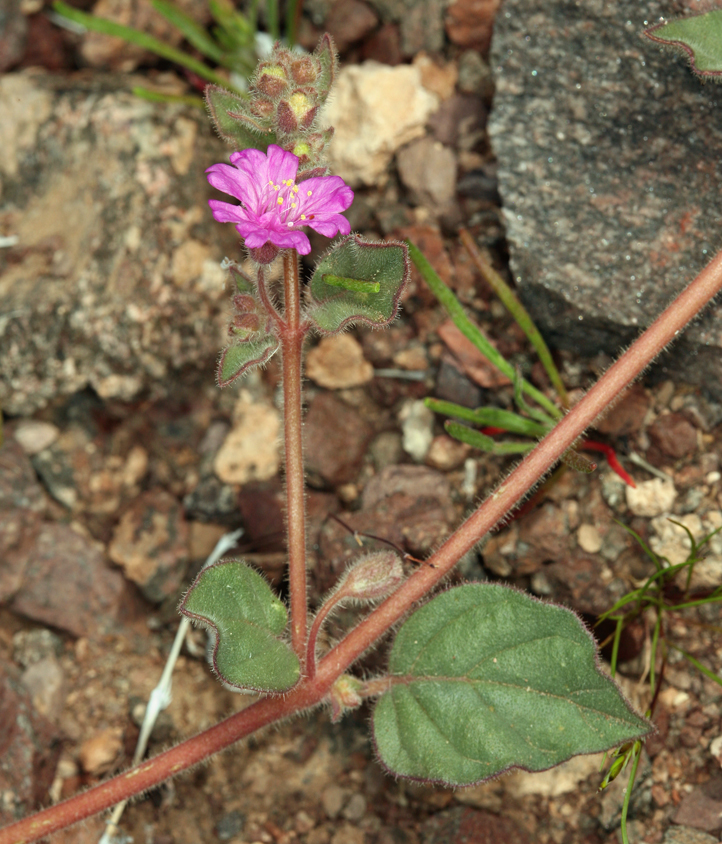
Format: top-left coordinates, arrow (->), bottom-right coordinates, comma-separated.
281,250 -> 308,662
3,247 -> 721,844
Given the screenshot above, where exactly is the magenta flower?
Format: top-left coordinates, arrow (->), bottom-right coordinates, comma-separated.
206,144 -> 354,256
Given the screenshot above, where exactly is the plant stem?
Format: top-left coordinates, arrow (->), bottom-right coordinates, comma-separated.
3,246 -> 722,844
281,250 -> 308,663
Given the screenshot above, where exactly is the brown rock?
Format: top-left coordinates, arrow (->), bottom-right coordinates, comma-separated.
306,335 -> 374,390
361,22 -> 402,66
77,727 -> 124,775
396,224 -> 454,305
397,137 -> 458,211
0,660 -> 61,824
362,464 -> 452,511
648,412 -> 698,459
11,523 -> 124,637
674,778 -> 722,833
594,384 -> 650,436
421,806 -> 531,844
0,436 -> 47,513
109,489 -> 189,603
21,656 -> 66,722
428,94 -> 487,149
0,507 -> 41,603
438,320 -> 511,389
325,0 -> 379,52
445,0 -> 502,53
304,393 -> 374,487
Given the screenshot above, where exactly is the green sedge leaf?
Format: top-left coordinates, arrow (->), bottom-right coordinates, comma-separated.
180,560 -> 300,693
373,584 -> 652,786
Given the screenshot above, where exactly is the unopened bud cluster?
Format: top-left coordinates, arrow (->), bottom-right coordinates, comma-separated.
206,35 -> 339,174
338,552 -> 404,603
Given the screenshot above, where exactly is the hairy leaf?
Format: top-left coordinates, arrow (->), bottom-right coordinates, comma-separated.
644,11 -> 722,80
180,560 -> 300,693
306,235 -> 409,334
205,85 -> 275,148
217,338 -> 279,387
373,584 -> 652,786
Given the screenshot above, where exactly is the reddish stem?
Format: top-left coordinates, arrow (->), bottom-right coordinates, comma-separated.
281,250 -> 308,663
3,247 -> 722,844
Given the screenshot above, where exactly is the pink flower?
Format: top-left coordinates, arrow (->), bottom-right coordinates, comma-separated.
206,144 -> 354,256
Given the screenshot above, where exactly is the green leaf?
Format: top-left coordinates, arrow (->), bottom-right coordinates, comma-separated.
52,0 -> 230,89
445,421 -> 536,455
372,584 -> 652,786
644,11 -> 722,80
151,0 -> 224,63
205,85 -> 275,149
217,337 -> 279,387
306,236 -> 409,334
180,560 -> 300,693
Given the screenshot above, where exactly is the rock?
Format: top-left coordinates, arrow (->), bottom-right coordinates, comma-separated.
399,0 -> 445,55
12,629 -> 63,668
457,50 -> 494,97
360,22 -> 402,66
648,412 -> 698,459
77,727 -> 124,776
0,506 -> 42,603
505,753 -> 604,798
325,0 -> 379,52
577,523 -> 602,554
21,656 -> 66,722
215,810 -> 246,841
396,137 -> 458,212
362,464 -> 451,510
445,0 -> 501,52
594,384 -> 650,437
664,828 -> 720,844
626,477 -> 677,517
426,434 -> 470,471
427,94 -> 487,149
331,824 -> 365,844
322,784 -> 348,819
0,71 -> 235,415
80,0 -> 208,72
0,0 -> 27,73
0,436 -> 47,513
306,335 -> 374,389
12,420 -> 60,455
342,793 -> 367,822
421,806 -> 531,844
108,488 -> 189,603
649,513 -> 703,566
673,778 -> 722,834
324,61 -> 439,187
214,391 -> 280,485
184,475 -> 239,525
0,659 -> 61,824
399,399 -> 434,462
437,320 -> 511,389
489,0 -> 722,399
414,54 -> 459,102
304,392 -> 374,486
11,522 -> 125,637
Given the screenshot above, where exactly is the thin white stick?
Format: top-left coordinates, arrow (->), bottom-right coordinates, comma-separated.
99,529 -> 244,844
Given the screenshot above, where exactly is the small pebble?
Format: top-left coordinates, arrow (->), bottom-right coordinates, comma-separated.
626,478 -> 677,518
321,784 -> 347,819
13,420 -> 60,455
78,728 -> 123,775
306,335 -> 373,390
576,524 -> 602,554
342,793 -> 367,822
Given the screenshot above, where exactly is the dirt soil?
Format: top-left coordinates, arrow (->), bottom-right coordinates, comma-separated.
1,2 -> 722,844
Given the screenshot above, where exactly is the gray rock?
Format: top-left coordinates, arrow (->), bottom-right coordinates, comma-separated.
664,828 -> 720,844
489,0 -> 722,398
0,70 -> 237,416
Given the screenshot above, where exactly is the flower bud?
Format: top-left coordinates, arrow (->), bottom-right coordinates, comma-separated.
291,56 -> 319,85
329,675 -> 363,723
255,63 -> 290,99
341,552 -> 404,602
277,90 -> 318,134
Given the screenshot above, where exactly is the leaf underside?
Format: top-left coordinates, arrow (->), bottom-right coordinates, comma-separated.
644,11 -> 722,79
180,560 -> 300,693
373,584 -> 652,786
217,338 -> 279,387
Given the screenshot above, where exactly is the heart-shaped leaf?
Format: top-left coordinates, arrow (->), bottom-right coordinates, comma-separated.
372,584 -> 652,786
218,338 -> 279,387
180,559 -> 300,693
644,11 -> 722,80
306,235 -> 409,334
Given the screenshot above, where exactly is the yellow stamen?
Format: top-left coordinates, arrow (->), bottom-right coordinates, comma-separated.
307,190 -> 312,196
301,214 -> 306,220
293,185 -> 299,193
277,197 -> 283,204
